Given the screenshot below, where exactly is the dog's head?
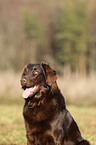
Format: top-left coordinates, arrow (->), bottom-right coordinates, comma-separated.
21,62 -> 57,99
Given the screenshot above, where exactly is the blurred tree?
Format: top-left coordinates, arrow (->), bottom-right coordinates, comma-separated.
87,1 -> 96,74
54,0 -> 88,77
73,1 -> 88,78
21,8 -> 43,63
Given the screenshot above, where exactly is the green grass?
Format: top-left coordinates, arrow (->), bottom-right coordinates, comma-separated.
0,104 -> 96,145
68,105 -> 96,145
0,104 -> 26,145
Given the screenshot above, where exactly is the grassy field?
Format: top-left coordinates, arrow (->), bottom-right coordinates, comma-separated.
0,104 -> 96,145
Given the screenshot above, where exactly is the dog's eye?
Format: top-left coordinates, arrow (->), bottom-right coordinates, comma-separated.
32,71 -> 39,76
23,68 -> 28,75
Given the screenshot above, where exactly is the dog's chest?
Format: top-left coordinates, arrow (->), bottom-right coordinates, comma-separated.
23,97 -> 57,122
23,98 -> 70,144
24,108 -> 66,145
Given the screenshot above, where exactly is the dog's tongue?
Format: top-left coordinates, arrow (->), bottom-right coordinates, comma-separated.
22,86 -> 39,99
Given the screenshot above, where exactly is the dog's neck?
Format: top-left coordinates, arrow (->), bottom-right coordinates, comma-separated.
50,82 -> 60,93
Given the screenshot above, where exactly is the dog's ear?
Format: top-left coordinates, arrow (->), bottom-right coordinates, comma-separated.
40,62 -> 58,86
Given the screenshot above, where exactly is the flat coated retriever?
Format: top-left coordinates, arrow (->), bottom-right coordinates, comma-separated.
20,62 -> 90,145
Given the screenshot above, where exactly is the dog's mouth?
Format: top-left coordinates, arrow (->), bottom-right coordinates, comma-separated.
22,85 -> 40,99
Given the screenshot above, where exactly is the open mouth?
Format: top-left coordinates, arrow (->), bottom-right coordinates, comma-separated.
22,85 -> 40,99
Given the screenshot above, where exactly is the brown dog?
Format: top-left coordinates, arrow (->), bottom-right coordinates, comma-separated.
21,62 -> 90,145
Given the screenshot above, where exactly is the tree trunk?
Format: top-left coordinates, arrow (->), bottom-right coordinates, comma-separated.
78,54 -> 86,78
63,62 -> 71,78
30,41 -> 37,63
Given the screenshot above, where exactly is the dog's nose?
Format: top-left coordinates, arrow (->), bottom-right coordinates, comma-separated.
21,79 -> 27,85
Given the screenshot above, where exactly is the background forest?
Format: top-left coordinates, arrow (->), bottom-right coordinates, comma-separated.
0,0 -> 96,75
0,0 -> 96,145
